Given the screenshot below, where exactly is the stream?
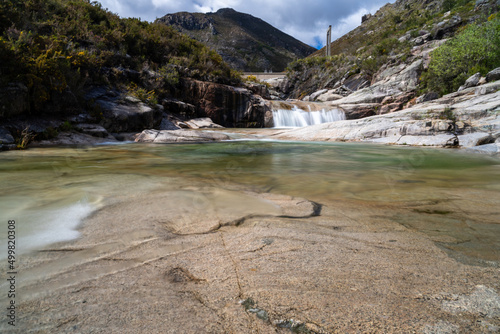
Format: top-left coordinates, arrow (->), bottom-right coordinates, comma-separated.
1,137 -> 499,265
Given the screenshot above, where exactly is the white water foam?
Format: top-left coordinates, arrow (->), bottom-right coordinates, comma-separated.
0,199 -> 95,259
272,106 -> 346,128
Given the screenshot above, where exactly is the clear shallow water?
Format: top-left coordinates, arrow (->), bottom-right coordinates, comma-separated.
0,140 -> 499,264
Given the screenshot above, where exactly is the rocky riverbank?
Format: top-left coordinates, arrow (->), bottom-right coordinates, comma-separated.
271,80 -> 500,154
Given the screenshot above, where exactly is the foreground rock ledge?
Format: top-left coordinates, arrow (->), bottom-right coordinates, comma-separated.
9,184 -> 500,333
135,129 -> 230,143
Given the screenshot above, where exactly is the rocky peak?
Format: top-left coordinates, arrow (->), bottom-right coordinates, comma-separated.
157,8 -> 315,72
157,12 -> 213,31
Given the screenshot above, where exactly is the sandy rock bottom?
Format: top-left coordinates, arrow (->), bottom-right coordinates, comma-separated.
4,185 -> 500,333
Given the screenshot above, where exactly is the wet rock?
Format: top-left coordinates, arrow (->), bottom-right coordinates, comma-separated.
74,124 -> 110,138
86,87 -> 163,133
135,129 -> 230,143
32,131 -> 117,146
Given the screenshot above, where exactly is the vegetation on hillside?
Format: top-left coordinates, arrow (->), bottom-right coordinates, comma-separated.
285,0 -> 499,98
0,0 -> 240,115
422,15 -> 500,94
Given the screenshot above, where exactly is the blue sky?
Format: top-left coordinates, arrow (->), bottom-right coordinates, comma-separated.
96,0 -> 393,48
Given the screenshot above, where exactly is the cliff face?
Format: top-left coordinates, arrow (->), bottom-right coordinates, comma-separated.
157,8 -> 316,72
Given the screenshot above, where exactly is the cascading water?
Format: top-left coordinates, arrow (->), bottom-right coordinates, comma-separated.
272,106 -> 346,128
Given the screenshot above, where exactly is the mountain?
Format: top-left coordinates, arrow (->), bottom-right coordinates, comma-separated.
156,8 -> 316,72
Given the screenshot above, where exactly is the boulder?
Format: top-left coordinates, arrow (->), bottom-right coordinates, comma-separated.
458,133 -> 495,148
245,82 -> 271,99
433,15 -> 462,40
99,99 -> 163,133
184,118 -> 224,129
309,89 -> 328,101
0,126 -> 15,150
87,87 -> 163,133
486,67 -> 500,82
135,129 -> 230,143
361,13 -> 372,23
416,92 -> 439,104
74,124 -> 110,138
342,73 -> 370,92
458,73 -> 481,91
466,143 -> 500,155
161,99 -> 197,117
0,83 -> 29,118
159,118 -> 181,130
316,91 -> 343,102
338,103 -> 378,119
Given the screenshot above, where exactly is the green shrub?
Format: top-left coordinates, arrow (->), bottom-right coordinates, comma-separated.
422,18 -> 500,95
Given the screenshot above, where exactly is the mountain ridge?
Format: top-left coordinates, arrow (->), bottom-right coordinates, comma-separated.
156,8 -> 316,72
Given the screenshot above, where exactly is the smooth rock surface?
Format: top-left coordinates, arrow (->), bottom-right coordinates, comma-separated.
184,117 -> 224,129
135,129 -> 230,143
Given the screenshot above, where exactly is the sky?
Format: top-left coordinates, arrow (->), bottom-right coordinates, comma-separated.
95,0 -> 394,49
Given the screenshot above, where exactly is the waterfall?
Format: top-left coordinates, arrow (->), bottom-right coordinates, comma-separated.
272,107 -> 346,128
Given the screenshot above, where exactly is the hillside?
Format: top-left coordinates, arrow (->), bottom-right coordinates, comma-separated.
0,0 -> 241,116
281,0 -> 500,100
157,8 -> 316,72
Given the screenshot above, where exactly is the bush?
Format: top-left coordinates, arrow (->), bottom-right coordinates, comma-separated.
0,0 -> 240,116
422,18 -> 500,95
